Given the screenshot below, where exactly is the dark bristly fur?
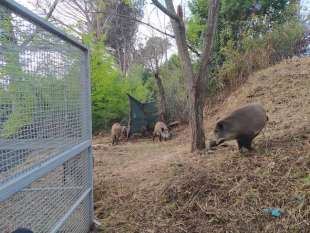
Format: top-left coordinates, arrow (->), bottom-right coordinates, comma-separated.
210,103 -> 268,151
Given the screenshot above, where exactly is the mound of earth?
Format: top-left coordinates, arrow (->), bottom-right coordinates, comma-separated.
93,57 -> 310,233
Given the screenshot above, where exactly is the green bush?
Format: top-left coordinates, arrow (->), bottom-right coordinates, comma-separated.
186,0 -> 304,96
160,55 -> 189,122
83,34 -> 152,132
218,20 -> 304,86
269,21 -> 305,59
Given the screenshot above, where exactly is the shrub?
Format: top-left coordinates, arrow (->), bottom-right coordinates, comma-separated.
217,20 -> 305,87
83,34 -> 152,132
160,55 -> 189,122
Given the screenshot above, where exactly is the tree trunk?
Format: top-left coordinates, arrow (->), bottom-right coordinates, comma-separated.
191,0 -> 220,151
163,0 -> 207,151
153,0 -> 219,152
154,72 -> 167,121
187,86 -> 206,150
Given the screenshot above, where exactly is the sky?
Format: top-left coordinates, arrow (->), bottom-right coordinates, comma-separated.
15,1 -> 186,41
15,0 -> 187,56
14,0 -> 310,29
301,0 -> 310,16
301,0 -> 310,27
14,0 -> 310,53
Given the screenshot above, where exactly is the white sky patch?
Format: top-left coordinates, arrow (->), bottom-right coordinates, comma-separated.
16,0 -> 37,14
15,0 -> 310,56
301,0 -> 310,27
15,0 -> 189,56
301,0 -> 310,16
136,0 -> 190,56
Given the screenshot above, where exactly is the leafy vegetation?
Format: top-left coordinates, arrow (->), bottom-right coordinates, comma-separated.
0,0 -> 306,135
187,0 -> 304,91
159,54 -> 188,122
83,34 -> 153,132
218,21 -> 304,85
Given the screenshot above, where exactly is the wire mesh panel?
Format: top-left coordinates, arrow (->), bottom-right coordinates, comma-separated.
0,3 -> 88,183
0,151 -> 90,233
57,198 -> 91,233
0,1 -> 92,232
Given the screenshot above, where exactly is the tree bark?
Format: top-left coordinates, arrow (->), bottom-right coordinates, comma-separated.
152,0 -> 220,152
163,0 -> 205,151
191,0 -> 220,151
187,86 -> 206,151
154,72 -> 167,122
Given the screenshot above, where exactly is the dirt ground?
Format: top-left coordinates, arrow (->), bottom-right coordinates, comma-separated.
92,57 -> 310,233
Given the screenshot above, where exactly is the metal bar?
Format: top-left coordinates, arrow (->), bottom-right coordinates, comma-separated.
0,138 -> 74,150
22,186 -> 84,192
84,39 -> 94,227
85,43 -> 92,139
49,188 -> 92,233
80,48 -> 89,139
0,0 -> 88,51
87,146 -> 94,227
0,140 -> 91,202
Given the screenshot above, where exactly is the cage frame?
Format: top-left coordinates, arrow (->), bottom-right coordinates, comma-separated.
0,0 -> 93,232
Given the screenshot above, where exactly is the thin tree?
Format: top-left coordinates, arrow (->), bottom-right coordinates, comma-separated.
152,0 -> 220,151
137,36 -> 170,122
34,0 -> 143,74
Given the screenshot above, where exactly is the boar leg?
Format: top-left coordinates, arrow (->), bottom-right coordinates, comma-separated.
237,136 -> 253,151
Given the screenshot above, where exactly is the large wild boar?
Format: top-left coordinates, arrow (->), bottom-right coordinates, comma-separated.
209,103 -> 268,151
153,121 -> 171,142
111,123 -> 127,145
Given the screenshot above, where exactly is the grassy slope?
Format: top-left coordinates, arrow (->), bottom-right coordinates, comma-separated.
93,57 -> 310,233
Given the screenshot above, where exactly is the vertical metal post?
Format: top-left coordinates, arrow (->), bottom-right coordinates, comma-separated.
83,48 -> 94,227
87,146 -> 94,228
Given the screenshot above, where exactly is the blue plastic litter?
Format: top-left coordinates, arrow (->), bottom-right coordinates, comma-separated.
263,208 -> 283,217
12,228 -> 33,233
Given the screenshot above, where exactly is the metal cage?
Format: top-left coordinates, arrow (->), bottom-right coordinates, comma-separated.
0,0 -> 93,232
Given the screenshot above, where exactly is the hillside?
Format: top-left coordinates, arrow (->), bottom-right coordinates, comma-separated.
92,57 -> 310,233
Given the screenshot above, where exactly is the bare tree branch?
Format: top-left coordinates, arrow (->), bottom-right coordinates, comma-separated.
20,0 -> 60,48
187,44 -> 200,57
151,0 -> 180,22
46,0 -> 60,18
88,10 -> 200,56
58,7 -> 86,22
50,16 -> 82,35
88,10 -> 175,38
72,0 -> 92,24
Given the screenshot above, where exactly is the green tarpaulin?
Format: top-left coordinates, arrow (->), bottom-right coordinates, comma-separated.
127,94 -> 158,135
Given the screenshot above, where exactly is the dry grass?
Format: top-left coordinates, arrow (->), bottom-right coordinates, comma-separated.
93,57 -> 310,233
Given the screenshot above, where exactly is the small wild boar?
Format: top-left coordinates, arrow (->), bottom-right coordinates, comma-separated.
209,103 -> 268,151
121,125 -> 128,140
153,121 -> 171,142
111,123 -> 127,145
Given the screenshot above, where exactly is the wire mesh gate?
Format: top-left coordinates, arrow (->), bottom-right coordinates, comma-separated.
0,1 -> 93,232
